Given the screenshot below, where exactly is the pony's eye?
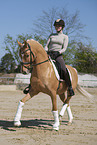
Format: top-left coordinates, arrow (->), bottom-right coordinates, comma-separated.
26,54 -> 29,58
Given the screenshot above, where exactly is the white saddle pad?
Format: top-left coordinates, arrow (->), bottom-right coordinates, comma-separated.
50,57 -> 72,82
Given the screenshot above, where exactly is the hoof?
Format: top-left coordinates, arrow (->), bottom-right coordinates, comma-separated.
53,126 -> 59,131
53,123 -> 59,131
67,121 -> 72,126
14,121 -> 21,127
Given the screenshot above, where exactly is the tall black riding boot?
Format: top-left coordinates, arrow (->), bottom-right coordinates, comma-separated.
63,68 -> 75,97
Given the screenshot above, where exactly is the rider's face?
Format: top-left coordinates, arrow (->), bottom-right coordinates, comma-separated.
55,25 -> 63,32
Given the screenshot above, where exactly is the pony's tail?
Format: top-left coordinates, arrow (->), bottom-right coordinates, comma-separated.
76,84 -> 94,103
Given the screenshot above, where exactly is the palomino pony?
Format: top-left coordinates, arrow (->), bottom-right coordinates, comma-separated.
14,39 -> 91,130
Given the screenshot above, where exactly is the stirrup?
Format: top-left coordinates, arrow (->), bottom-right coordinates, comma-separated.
68,87 -> 75,97
23,84 -> 31,94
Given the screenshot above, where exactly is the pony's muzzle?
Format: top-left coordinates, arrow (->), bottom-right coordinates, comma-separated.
22,71 -> 27,75
22,69 -> 30,74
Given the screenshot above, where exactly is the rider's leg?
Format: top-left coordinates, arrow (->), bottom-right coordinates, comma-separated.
62,68 -> 75,97
56,56 -> 74,97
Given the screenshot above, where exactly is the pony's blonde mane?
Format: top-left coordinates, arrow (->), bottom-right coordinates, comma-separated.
27,39 -> 43,48
27,39 -> 47,57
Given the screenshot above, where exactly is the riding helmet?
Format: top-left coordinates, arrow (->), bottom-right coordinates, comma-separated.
54,19 -> 65,28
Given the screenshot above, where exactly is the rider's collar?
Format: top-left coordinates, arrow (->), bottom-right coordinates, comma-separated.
57,31 -> 63,34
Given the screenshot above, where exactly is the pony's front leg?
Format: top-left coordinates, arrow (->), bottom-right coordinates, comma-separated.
52,110 -> 59,131
14,93 -> 31,127
51,92 -> 59,131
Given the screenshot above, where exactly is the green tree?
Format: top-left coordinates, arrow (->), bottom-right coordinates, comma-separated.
73,42 -> 97,73
3,34 -> 33,65
0,53 -> 16,73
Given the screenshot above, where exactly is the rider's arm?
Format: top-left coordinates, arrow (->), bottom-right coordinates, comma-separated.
44,37 -> 50,52
59,35 -> 68,54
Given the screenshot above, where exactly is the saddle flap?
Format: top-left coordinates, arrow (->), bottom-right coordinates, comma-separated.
50,57 -> 63,81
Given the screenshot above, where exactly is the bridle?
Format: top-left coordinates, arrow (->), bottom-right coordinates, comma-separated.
20,43 -> 50,71
20,43 -> 35,70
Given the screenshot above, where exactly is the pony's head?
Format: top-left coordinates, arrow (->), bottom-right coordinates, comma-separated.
18,40 -> 36,74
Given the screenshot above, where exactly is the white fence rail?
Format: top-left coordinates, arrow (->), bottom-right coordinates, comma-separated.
0,73 -> 97,87
78,74 -> 97,87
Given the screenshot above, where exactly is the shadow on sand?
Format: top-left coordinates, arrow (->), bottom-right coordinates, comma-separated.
0,119 -> 68,131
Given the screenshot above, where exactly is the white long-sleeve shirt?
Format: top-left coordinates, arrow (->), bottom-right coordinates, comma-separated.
45,31 -> 68,54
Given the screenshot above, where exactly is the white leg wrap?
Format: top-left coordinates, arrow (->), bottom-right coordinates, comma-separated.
52,110 -> 59,130
66,106 -> 73,123
14,101 -> 24,126
59,104 -> 68,117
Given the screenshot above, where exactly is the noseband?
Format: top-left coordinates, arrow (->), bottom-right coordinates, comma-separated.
20,43 -> 50,71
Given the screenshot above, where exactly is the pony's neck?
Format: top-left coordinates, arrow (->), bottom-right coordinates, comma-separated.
35,49 -> 48,64
28,39 -> 48,62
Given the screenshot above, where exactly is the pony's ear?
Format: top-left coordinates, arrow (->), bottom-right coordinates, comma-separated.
17,40 -> 23,47
24,40 -> 28,47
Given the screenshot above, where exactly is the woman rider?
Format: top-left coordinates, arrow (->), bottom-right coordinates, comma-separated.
45,19 -> 74,97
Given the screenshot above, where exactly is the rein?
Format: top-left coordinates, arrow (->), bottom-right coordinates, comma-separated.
29,58 -> 50,66
21,43 -> 50,70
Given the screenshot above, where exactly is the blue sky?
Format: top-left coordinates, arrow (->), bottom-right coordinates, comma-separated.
0,0 -> 97,60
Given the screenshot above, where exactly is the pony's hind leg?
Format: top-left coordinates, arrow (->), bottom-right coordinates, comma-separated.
66,105 -> 73,124
59,92 -> 67,103
59,93 -> 68,121
59,93 -> 73,123
14,93 -> 32,127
